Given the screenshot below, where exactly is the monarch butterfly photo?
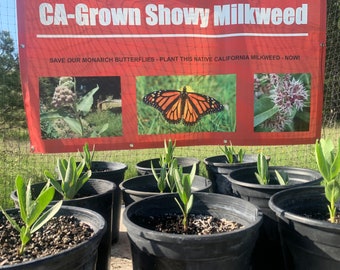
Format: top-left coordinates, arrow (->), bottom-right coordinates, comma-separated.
143,86 -> 224,125
137,75 -> 236,135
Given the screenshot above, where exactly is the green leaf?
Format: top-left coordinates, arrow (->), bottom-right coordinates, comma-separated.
330,138 -> 340,179
31,200 -> 63,233
0,206 -> 21,232
44,170 -> 63,196
254,96 -> 275,115
26,185 -> 55,227
15,175 -> 28,223
63,117 -> 83,136
315,139 -> 331,181
256,153 -> 269,185
254,106 -> 279,127
275,170 -> 289,185
40,111 -> 64,121
186,194 -> 194,214
76,85 -> 99,114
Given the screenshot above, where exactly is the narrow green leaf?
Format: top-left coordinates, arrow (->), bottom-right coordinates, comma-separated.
26,186 -> 55,227
330,138 -> 340,179
15,175 -> 28,223
0,206 -> 21,232
315,139 -> 331,181
44,170 -> 63,195
31,200 -> 63,233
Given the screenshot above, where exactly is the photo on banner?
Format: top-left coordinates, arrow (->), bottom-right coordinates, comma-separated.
137,74 -> 236,134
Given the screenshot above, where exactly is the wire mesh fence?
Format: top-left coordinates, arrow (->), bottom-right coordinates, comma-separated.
0,0 -> 339,208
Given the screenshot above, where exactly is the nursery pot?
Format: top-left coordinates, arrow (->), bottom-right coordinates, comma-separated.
11,179 -> 115,270
0,205 -> 106,270
203,154 -> 266,194
123,192 -> 263,270
89,161 -> 128,243
119,174 -> 212,206
136,157 -> 200,175
269,186 -> 340,270
226,166 -> 322,270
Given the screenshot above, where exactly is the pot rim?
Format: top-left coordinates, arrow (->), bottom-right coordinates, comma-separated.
0,205 -> 106,268
123,192 -> 263,241
226,166 -> 322,189
269,186 -> 340,230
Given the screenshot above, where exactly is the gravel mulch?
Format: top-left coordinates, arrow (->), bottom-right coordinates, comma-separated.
0,215 -> 94,266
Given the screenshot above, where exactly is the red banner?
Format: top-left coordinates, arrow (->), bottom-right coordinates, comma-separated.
17,0 -> 326,153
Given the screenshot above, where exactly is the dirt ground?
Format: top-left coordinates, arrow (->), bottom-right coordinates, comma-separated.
110,208 -> 133,270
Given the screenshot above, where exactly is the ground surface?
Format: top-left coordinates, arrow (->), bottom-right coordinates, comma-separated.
110,208 -> 132,270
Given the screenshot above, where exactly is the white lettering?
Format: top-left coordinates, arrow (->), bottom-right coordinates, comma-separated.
214,4 -> 308,26
145,4 -> 210,28
75,4 -> 141,26
39,3 -> 68,25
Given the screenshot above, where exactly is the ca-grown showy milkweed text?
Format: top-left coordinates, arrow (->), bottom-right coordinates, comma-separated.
39,3 -> 308,28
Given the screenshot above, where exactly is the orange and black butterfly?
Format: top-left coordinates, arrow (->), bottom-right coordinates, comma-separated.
143,86 -> 224,125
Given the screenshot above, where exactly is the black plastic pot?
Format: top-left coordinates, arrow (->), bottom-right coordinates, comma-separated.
89,161 -> 128,243
119,174 -> 212,206
203,154 -> 265,194
123,192 -> 263,270
226,166 -> 322,270
0,205 -> 106,270
11,179 -> 115,270
136,157 -> 200,175
269,186 -> 340,270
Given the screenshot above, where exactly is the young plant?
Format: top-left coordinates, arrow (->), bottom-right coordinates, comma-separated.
151,163 -> 168,193
173,163 -> 196,232
0,176 -> 62,255
220,141 -> 245,163
255,153 -> 288,185
79,143 -> 95,170
255,152 -> 270,185
151,158 -> 180,193
160,139 -> 176,167
315,138 -> 340,223
44,156 -> 92,200
151,139 -> 177,193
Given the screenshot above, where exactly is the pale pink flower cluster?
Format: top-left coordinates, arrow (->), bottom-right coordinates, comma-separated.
255,73 -> 309,132
51,78 -> 76,108
269,74 -> 308,115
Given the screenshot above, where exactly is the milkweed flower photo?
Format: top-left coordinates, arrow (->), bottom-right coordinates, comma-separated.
51,77 -> 76,108
254,73 -> 310,132
269,74 -> 308,115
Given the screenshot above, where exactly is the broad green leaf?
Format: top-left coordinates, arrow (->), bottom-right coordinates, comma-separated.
40,111 -> 64,121
254,96 -> 275,115
76,85 -> 99,114
63,117 -> 83,136
254,106 -> 279,127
